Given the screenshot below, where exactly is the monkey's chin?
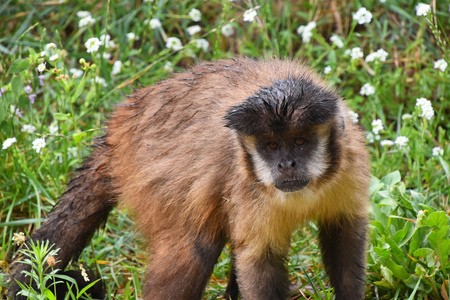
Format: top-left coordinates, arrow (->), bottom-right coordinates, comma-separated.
274,179 -> 310,193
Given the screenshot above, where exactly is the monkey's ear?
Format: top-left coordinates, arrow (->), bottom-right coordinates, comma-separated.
224,103 -> 264,135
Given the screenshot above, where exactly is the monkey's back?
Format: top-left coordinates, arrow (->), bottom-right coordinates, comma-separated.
103,58 -> 349,239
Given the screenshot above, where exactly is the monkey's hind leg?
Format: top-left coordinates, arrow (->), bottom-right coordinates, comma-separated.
143,230 -> 227,300
9,142 -> 117,299
318,215 -> 368,300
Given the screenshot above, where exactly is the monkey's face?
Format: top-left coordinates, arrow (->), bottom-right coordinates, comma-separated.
224,77 -> 341,194
244,127 -> 328,193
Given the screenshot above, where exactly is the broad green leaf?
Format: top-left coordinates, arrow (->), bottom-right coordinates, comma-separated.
427,211 -> 448,229
380,265 -> 395,287
413,248 -> 435,267
381,171 -> 401,186
386,238 -> 407,265
403,275 -> 432,293
409,226 -> 431,254
73,131 -> 87,144
8,58 -> 30,74
393,221 -> 415,247
379,257 -> 410,280
11,76 -> 23,96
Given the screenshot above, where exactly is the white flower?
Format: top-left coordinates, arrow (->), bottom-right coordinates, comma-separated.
416,97 -> 434,120
99,34 -> 115,48
22,124 -> 36,134
76,11 -> 91,18
434,59 -> 447,72
49,122 -> 58,135
164,61 -> 173,72
366,132 -> 378,143
166,37 -> 183,51
85,37 -> 101,53
402,113 -> 412,120
371,119 -> 383,135
69,68 -> 84,78
415,3 -> 431,16
189,8 -> 201,22
99,52 -> 111,60
432,147 -> 444,156
78,15 -> 96,28
187,25 -> 201,36
350,47 -> 364,60
195,39 -> 209,52
126,32 -> 138,41
37,62 -> 46,73
49,54 -> 59,61
45,43 -> 57,50
112,60 -> 122,75
324,66 -> 332,74
184,48 -> 196,58
360,83 -> 375,96
297,21 -> 316,43
2,137 -> 17,150
395,136 -> 409,150
32,138 -> 46,153
365,49 -> 388,62
379,0 -> 386,3
380,140 -> 394,147
143,0 -> 154,2
353,7 -> 372,24
40,51 -> 47,57
243,8 -> 257,22
330,35 -> 344,48
146,18 -> 161,29
347,110 -> 359,124
92,77 -> 107,87
221,24 -> 234,37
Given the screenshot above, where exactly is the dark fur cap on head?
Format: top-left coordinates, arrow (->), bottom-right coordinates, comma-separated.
224,76 -> 339,135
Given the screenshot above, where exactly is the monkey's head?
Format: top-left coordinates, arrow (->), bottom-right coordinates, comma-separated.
225,76 -> 344,194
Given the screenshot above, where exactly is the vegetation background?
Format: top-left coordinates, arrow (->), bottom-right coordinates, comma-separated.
0,0 -> 449,299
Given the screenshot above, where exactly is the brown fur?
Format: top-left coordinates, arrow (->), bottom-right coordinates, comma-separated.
10,58 -> 370,300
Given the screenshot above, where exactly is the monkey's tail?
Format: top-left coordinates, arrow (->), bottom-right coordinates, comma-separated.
9,137 -> 117,299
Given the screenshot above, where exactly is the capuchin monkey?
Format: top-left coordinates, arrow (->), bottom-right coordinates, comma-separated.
10,58 -> 370,300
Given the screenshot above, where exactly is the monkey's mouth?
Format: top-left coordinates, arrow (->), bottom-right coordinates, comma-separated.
274,178 -> 310,193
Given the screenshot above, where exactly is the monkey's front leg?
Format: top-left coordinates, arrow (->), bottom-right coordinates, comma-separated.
318,215 -> 368,300
233,247 -> 291,300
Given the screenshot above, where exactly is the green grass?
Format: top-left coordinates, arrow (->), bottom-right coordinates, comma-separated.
1,0 -> 449,299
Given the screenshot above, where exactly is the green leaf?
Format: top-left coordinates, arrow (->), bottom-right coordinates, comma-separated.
379,257 -> 410,280
11,76 -> 23,96
427,211 -> 448,228
381,171 -> 401,186
403,275 -> 432,293
386,238 -> 407,265
53,112 -> 71,121
72,131 -> 87,144
427,211 -> 450,271
379,265 -> 395,288
393,221 -> 415,247
8,58 -> 31,74
413,248 -> 435,267
409,226 -> 431,254
44,289 -> 56,300
78,279 -> 101,297
72,73 -> 87,103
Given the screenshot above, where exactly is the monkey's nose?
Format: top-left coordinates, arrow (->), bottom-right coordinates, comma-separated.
277,160 -> 296,172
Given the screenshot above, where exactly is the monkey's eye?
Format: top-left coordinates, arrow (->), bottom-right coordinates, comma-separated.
295,139 -> 306,146
267,142 -> 278,150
